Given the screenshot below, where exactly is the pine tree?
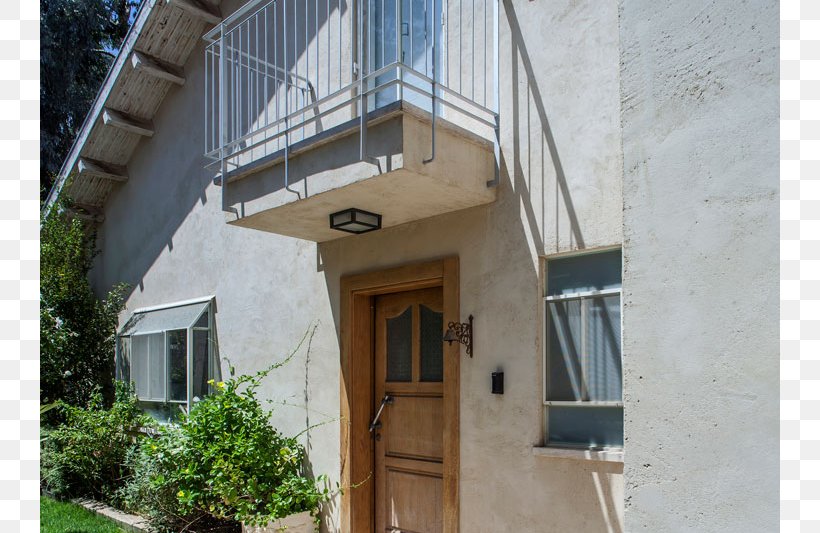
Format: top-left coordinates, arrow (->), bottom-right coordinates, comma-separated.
40,0 -> 138,200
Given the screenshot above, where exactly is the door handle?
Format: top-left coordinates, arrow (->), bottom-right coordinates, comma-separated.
369,394 -> 394,433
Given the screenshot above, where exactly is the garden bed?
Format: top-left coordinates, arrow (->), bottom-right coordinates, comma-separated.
40,332 -> 328,533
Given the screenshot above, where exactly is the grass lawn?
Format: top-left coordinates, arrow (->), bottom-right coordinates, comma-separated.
40,497 -> 126,533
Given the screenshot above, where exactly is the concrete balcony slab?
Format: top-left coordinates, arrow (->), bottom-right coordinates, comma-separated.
221,102 -> 496,242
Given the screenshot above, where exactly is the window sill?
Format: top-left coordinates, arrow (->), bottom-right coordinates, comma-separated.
532,446 -> 624,463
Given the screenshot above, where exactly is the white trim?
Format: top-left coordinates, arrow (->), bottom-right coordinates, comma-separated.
539,257 -> 547,435
125,326 -> 197,336
544,401 -> 624,407
126,336 -> 134,389
163,331 -> 170,402
124,329 -> 166,336
544,287 -> 622,302
207,303 -> 215,396
532,446 -> 624,464
186,326 -> 194,408
132,295 -> 215,314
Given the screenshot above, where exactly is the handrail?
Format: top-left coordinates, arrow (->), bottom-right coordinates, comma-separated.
204,70 -> 497,163
204,0 -> 501,201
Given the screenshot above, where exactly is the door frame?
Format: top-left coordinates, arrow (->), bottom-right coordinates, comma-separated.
340,256 -> 460,532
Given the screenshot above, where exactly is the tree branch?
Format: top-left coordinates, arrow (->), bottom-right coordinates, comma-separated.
91,48 -> 117,59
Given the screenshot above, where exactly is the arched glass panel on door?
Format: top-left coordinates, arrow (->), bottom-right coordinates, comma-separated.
386,306 -> 413,382
419,304 -> 443,382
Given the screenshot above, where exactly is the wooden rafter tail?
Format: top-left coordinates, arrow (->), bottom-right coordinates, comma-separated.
130,51 -> 185,86
77,158 -> 129,183
102,108 -> 155,137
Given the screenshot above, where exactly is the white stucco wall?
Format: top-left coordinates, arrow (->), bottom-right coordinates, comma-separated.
90,0 -> 632,531
619,1 -> 779,531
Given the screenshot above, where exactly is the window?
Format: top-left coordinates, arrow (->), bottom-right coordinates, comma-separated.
116,298 -> 217,416
544,249 -> 622,448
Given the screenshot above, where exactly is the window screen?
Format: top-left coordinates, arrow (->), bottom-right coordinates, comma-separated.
130,332 -> 167,402
147,333 -> 166,402
131,334 -> 150,400
168,330 -> 187,402
116,336 -> 131,383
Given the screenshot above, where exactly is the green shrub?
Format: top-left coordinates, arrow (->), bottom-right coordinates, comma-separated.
120,442 -> 238,533
41,193 -> 128,409
41,382 -> 153,506
127,356 -> 329,528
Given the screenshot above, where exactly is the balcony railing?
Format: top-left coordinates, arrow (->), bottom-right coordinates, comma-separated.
204,0 -> 498,192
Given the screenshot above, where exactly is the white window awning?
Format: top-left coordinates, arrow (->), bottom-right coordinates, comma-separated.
121,300 -> 210,336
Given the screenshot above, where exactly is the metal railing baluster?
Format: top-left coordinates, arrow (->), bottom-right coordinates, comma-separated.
307,0 -> 310,105
202,0 -> 501,197
263,5 -> 268,156
483,0 -> 487,108
359,0 -> 366,160
410,0 -> 414,74
423,0 -> 436,164
284,0 -> 291,190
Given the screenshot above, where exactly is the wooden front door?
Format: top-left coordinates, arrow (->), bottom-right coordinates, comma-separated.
373,287 -> 445,533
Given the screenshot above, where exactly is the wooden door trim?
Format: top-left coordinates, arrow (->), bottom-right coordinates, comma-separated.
340,257 -> 460,533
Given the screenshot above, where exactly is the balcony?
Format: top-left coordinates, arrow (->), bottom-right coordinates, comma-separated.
204,0 -> 499,241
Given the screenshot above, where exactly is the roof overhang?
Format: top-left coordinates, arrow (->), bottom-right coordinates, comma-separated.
44,0 -> 223,215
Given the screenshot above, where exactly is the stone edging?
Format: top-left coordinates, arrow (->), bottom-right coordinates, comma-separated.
72,498 -> 150,533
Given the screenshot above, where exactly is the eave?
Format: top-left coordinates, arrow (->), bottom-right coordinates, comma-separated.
44,0 -> 222,215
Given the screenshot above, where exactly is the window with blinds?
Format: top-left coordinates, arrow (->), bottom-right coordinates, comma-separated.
544,249 -> 623,448
116,299 -> 217,415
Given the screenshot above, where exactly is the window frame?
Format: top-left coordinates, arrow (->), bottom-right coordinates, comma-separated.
541,248 -> 623,450
116,297 -> 216,413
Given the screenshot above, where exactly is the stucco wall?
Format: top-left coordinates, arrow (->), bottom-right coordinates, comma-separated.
619,1 -> 779,531
91,0 -> 625,531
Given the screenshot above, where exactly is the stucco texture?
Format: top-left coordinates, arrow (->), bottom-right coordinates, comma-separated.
619,1 -> 779,532
91,0 -> 630,531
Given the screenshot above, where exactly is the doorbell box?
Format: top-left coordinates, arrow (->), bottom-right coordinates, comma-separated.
491,371 -> 504,395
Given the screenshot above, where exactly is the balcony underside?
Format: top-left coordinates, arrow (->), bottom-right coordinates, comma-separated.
221,102 -> 497,242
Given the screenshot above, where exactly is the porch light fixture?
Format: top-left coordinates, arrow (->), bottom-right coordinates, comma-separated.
329,208 -> 382,234
443,315 -> 473,357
